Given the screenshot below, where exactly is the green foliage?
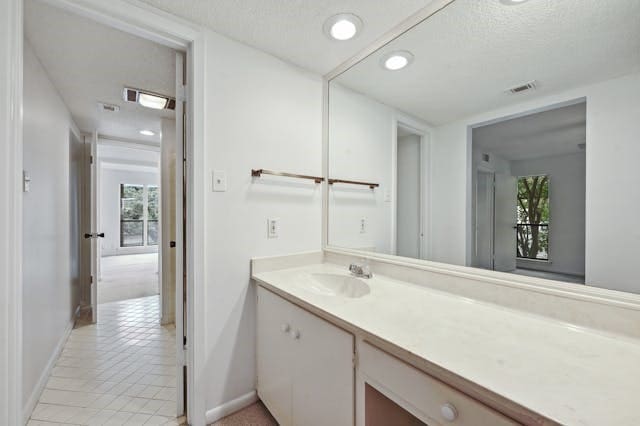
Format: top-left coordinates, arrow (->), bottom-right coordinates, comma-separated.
147,185 -> 159,220
121,184 -> 144,220
516,176 -> 549,260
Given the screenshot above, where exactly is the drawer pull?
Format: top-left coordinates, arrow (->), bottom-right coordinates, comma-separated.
281,323 -> 291,333
441,403 -> 458,422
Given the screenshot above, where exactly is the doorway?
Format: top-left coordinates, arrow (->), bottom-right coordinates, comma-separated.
470,101 -> 586,283
395,124 -> 426,259
22,0 -> 189,422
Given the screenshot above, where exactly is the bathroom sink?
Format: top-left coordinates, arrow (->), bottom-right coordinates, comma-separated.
302,273 -> 370,298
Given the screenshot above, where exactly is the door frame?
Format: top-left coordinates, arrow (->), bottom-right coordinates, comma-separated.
3,0 -> 208,424
391,113 -> 431,259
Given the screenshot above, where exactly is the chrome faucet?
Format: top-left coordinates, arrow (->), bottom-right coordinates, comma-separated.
349,261 -> 372,279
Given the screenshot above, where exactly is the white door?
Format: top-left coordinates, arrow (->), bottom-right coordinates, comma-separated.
292,304 -> 354,426
86,130 -> 101,322
475,171 -> 494,269
493,174 -> 517,272
396,133 -> 422,259
257,287 -> 294,426
174,51 -> 187,417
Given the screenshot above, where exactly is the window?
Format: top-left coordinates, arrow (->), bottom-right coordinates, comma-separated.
120,184 -> 159,247
147,185 -> 159,245
516,175 -> 549,260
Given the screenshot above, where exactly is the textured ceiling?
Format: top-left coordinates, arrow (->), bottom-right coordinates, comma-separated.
136,0 -> 433,74
24,0 -> 176,143
334,0 -> 640,126
473,102 -> 586,161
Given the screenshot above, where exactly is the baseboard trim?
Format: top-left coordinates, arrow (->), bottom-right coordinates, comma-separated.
22,318 -> 74,424
204,390 -> 258,424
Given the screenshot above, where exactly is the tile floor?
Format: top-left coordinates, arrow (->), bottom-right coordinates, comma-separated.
99,254 -> 160,304
28,296 -> 180,425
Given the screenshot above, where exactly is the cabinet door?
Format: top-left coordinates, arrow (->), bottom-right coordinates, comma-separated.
257,287 -> 294,426
292,306 -> 354,426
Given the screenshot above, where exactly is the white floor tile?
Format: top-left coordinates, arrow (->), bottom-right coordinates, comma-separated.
27,296 -> 179,425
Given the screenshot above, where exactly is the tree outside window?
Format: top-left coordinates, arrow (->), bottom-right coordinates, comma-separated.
516,176 -> 549,260
120,184 -> 159,247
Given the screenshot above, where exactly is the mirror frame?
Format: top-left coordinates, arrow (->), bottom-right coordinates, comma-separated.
320,0 -> 640,304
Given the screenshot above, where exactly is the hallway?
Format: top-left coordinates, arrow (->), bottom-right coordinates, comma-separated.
28,296 -> 179,425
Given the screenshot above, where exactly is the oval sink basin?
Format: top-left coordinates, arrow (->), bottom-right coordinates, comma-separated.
304,273 -> 370,298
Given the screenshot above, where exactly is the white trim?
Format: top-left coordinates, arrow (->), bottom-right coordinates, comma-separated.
392,113 -> 432,260
98,134 -> 162,151
14,1 -> 208,424
22,319 -> 74,424
1,0 -> 23,423
205,391 -> 258,424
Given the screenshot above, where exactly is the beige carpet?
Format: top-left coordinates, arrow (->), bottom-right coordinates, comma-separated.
99,253 -> 159,304
211,402 -> 277,426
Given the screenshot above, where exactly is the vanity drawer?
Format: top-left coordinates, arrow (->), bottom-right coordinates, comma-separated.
357,342 -> 519,426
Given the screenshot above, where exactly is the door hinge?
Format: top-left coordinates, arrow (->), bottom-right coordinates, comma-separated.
177,85 -> 187,103
352,351 -> 358,369
90,155 -> 94,164
90,275 -> 93,284
183,335 -> 187,347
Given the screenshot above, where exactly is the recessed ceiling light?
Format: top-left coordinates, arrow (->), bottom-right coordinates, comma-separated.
139,130 -> 155,136
500,0 -> 530,4
381,51 -> 414,71
324,13 -> 363,41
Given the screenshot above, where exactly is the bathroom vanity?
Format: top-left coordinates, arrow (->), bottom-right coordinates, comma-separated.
252,1 -> 640,424
253,250 -> 640,426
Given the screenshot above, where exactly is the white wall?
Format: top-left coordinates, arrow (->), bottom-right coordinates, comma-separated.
430,72 -> 640,293
585,74 -> 640,293
328,84 -> 394,253
22,40 -> 80,412
99,167 -> 159,256
511,153 -> 586,276
202,29 -> 323,414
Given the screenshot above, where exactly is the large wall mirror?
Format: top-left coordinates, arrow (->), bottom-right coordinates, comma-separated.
326,0 -> 640,294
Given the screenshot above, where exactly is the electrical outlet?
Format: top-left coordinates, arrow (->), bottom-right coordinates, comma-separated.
360,218 -> 366,234
212,170 -> 227,192
267,218 -> 279,238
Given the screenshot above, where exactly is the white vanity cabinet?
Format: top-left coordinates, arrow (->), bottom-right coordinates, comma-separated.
356,342 -> 519,426
257,286 -> 354,426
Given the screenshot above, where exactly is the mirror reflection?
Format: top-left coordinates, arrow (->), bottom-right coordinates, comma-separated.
328,0 -> 640,293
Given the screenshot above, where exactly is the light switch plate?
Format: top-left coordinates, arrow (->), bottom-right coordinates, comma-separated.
267,218 -> 279,238
212,170 -> 227,192
23,171 -> 31,193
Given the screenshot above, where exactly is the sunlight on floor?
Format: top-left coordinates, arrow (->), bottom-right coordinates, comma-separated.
99,254 -> 159,304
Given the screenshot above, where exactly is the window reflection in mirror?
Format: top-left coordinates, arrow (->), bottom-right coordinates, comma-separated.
327,0 -> 639,293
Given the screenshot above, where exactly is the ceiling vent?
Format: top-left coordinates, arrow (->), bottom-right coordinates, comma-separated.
123,87 -> 176,111
97,102 -> 120,113
507,80 -> 537,94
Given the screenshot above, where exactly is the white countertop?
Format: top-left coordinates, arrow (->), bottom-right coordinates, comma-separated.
253,262 -> 640,426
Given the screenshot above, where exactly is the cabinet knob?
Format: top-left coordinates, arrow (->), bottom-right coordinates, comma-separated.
291,329 -> 301,340
440,403 -> 458,422
281,323 -> 290,333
